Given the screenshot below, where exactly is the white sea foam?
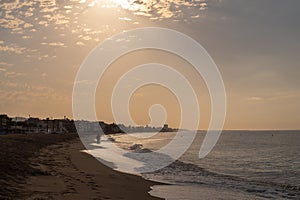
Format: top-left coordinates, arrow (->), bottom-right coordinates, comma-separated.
84,131 -> 300,199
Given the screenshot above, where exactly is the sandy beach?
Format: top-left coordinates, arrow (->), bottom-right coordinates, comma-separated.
0,134 -> 162,200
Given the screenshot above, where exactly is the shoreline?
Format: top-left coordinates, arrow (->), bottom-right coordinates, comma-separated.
0,134 -> 163,200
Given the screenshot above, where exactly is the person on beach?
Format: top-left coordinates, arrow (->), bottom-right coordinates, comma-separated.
96,133 -> 101,144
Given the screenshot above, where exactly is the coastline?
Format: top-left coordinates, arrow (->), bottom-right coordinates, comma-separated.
0,134 -> 163,200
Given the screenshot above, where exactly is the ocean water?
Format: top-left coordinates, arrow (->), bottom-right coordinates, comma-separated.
85,131 -> 300,199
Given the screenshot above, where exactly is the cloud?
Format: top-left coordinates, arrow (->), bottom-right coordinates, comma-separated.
76,41 -> 85,46
112,0 -> 208,20
46,13 -> 70,25
22,35 -> 32,39
4,71 -> 26,78
74,79 -> 95,85
24,11 -> 34,17
23,23 -> 34,28
245,96 -> 264,101
82,35 -> 92,41
38,20 -> 49,27
245,91 -> 300,102
40,7 -> 58,13
0,68 -> 7,72
0,62 -> 13,67
48,42 -> 65,47
119,17 -> 132,21
0,80 -> 69,103
0,43 -> 25,54
0,17 -> 25,30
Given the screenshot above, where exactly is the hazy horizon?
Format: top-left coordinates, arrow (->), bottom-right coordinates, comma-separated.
1,0 -> 299,130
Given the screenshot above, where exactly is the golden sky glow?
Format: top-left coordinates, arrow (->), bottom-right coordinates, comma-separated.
0,0 -> 299,130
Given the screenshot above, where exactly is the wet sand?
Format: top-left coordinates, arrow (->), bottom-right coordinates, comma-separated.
0,134 -> 162,200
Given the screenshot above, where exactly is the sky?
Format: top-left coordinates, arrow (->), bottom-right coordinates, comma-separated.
0,0 -> 299,130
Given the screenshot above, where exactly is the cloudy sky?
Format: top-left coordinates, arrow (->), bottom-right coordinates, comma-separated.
0,0 -> 299,130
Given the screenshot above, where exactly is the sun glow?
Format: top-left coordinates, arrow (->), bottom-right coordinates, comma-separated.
113,0 -> 132,8
112,0 -> 149,11
91,0 -> 137,10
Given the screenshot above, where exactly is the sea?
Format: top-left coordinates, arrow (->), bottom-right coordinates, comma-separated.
84,131 -> 300,199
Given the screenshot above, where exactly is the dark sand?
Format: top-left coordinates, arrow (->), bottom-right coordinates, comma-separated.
0,134 -> 163,200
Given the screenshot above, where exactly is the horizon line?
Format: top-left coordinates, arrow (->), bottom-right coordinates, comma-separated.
1,113 -> 299,131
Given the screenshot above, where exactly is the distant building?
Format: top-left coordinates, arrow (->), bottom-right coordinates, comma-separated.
0,114 -> 10,134
0,113 -> 175,135
163,124 -> 169,130
53,119 -> 67,133
12,117 -> 27,122
26,117 -> 42,133
160,124 -> 172,132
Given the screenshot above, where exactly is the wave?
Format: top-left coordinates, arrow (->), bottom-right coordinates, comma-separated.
143,158 -> 300,199
100,138 -> 300,199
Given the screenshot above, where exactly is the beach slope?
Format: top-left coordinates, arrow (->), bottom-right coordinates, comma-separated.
0,134 -> 162,200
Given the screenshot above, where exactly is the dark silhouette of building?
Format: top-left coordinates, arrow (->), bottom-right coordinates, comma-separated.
0,114 -> 175,135
0,114 -> 10,134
